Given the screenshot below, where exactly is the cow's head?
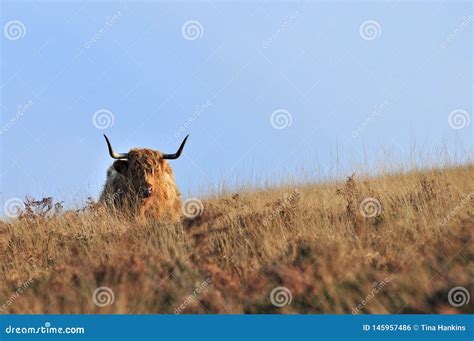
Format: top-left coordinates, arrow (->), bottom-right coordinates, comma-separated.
103,134 -> 188,200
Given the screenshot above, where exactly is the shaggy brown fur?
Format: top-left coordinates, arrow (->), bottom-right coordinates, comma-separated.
100,148 -> 182,223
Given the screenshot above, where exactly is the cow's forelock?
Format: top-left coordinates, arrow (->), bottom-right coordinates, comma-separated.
123,149 -> 165,197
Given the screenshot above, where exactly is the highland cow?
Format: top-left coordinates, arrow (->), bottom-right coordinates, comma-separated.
100,135 -> 188,222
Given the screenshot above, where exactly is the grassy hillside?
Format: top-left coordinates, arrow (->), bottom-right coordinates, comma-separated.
1,164 -> 473,314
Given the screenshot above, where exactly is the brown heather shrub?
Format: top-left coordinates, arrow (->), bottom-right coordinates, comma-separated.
0,164 -> 473,314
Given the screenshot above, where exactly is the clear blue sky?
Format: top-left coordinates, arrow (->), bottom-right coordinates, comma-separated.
1,0 -> 472,209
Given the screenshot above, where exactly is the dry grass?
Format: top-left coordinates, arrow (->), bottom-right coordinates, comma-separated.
1,164 -> 473,314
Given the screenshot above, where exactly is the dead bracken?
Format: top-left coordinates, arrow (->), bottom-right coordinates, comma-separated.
0,164 -> 473,314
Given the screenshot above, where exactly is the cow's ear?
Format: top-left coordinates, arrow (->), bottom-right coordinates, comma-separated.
113,160 -> 129,175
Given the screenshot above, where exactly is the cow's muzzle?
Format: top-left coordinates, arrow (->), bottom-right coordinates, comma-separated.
142,186 -> 153,198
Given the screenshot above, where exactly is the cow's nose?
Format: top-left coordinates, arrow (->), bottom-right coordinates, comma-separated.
143,186 -> 153,197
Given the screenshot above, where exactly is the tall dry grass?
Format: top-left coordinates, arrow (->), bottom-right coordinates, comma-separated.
0,164 -> 473,314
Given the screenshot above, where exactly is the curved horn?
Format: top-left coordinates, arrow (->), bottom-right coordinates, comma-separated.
163,135 -> 189,160
103,135 -> 128,160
